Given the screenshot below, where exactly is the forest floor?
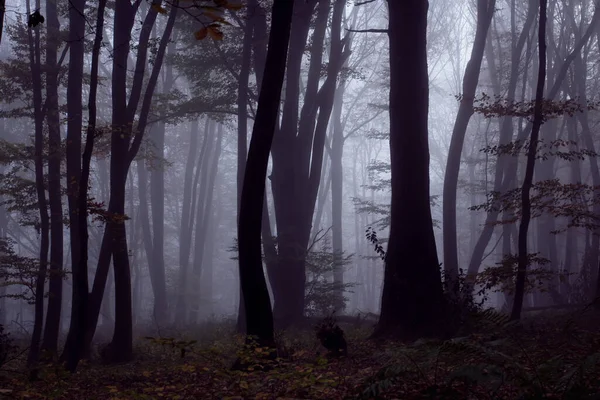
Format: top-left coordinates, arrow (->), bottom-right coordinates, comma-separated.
1,308 -> 600,399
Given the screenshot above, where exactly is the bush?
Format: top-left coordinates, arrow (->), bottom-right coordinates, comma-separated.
0,323 -> 15,368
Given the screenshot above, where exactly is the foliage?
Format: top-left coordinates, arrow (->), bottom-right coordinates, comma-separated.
476,253 -> 557,295
472,93 -> 600,121
470,179 -> 600,233
314,314 -> 348,358
229,234 -> 357,318
481,138 -> 599,161
304,235 -> 355,317
0,238 -> 42,304
2,313 -> 600,398
360,311 -> 600,399
365,226 -> 386,260
441,268 -> 491,335
0,323 -> 16,369
143,336 -> 198,359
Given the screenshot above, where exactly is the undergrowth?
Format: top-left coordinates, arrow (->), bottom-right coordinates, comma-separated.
0,310 -> 599,399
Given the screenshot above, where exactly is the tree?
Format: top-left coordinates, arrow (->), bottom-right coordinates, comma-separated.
26,0 -> 50,368
511,0 -> 547,321
238,0 -> 295,345
269,0 -> 350,327
374,0 -> 444,339
63,0 -> 105,372
442,0 -> 495,293
40,0 -> 63,357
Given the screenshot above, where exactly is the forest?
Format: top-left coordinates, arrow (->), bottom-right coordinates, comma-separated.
0,0 -> 599,398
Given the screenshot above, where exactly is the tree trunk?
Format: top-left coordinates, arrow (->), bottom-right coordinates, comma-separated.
63,0 -> 94,372
468,0 -> 537,280
176,119 -> 201,325
235,0 -> 253,331
511,0 -> 547,321
26,0 -> 49,367
148,36 -> 175,325
375,0 -> 444,340
331,67 -> 347,313
238,0 -> 294,345
41,0 -> 64,355
442,0 -> 495,294
176,118 -> 209,324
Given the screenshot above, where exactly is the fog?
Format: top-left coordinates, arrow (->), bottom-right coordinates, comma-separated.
0,0 -> 598,382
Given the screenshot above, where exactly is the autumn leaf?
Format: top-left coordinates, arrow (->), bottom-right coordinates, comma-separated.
195,27 -> 208,40
151,3 -> 168,14
207,25 -> 224,41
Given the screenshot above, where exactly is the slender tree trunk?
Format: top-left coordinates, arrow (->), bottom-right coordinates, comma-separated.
511,0 -> 547,321
0,0 -> 5,45
442,0 -> 495,293
176,118 -> 209,324
331,81 -> 346,312
468,0 -> 537,279
27,0 -> 49,367
63,0 -> 93,372
42,0 -> 63,355
148,37 -> 175,325
236,3 -> 253,330
189,121 -> 216,323
177,120 -> 200,325
238,0 -> 294,345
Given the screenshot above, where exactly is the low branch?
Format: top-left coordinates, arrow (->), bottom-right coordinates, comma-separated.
346,28 -> 387,33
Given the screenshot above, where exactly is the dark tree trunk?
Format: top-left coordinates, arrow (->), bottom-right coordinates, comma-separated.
0,0 -> 5,45
270,0 -> 348,327
26,0 -> 50,367
101,0 -> 177,361
511,0 -> 547,321
105,0 -> 138,362
442,0 -> 495,294
235,0 -> 252,332
374,0 -> 444,340
269,0 -> 319,327
238,0 -> 294,345
42,0 -> 63,355
63,0 -> 94,372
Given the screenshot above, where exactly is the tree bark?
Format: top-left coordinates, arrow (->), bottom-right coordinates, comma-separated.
238,0 -> 294,345
442,0 -> 495,294
511,0 -> 547,321
26,0 -> 50,367
375,0 -> 444,339
41,0 -> 63,355
62,0 -> 94,372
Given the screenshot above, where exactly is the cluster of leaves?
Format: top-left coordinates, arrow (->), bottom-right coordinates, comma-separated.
0,323 -> 16,369
0,238 -> 42,304
470,179 -> 600,233
481,138 -> 598,161
472,93 -> 599,121
476,253 -> 555,295
304,236 -> 355,317
86,197 -> 130,225
143,336 -> 198,359
440,268 -> 491,335
229,232 -> 356,318
365,226 -> 386,260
